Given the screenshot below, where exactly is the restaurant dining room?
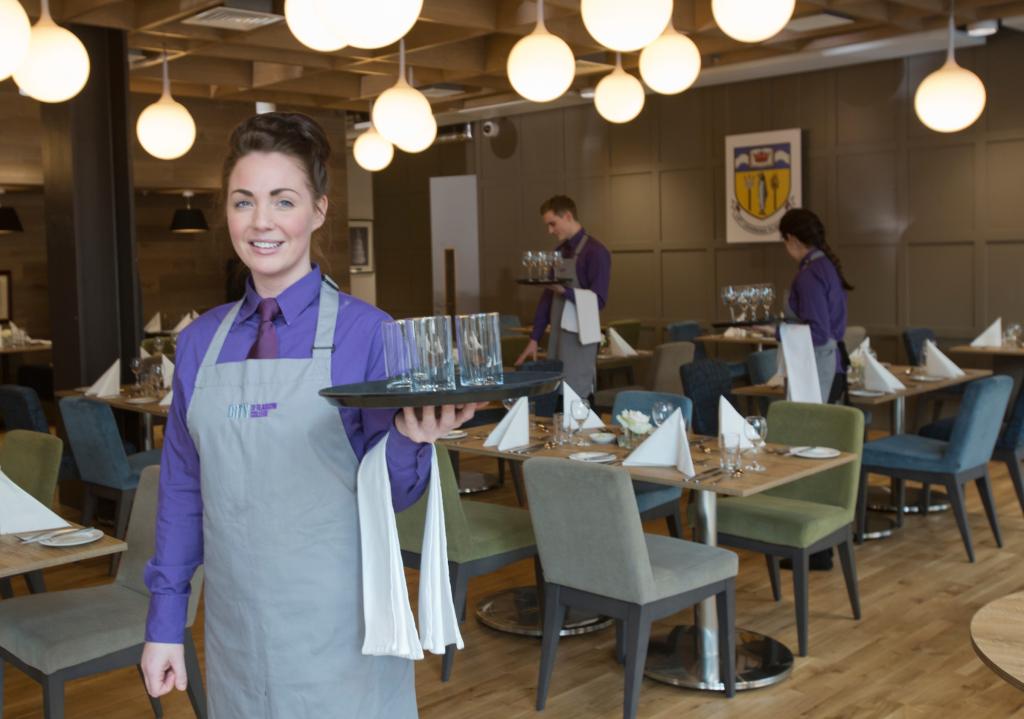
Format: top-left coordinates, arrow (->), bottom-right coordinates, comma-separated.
2,0 -> 1024,717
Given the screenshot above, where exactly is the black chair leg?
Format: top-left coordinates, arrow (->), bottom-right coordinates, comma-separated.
43,674 -> 64,719
510,463 -> 525,507
623,604 -> 652,719
1005,455 -> 1024,515
665,506 -> 683,539
976,470 -> 1003,548
836,537 -> 861,620
792,551 -> 810,657
765,555 -> 781,601
615,620 -> 626,665
137,665 -> 164,718
25,570 -> 46,594
81,485 -> 97,526
0,657 -> 4,715
110,488 -> 135,575
536,583 -> 567,711
442,565 -> 469,682
0,578 -> 13,599
716,582 -> 737,698
948,479 -> 975,562
184,632 -> 208,719
920,484 -> 932,515
894,478 -> 905,528
855,469 -> 869,544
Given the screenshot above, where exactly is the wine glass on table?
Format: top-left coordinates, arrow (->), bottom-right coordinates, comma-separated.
129,357 -> 142,397
743,415 -> 768,472
570,398 -> 591,446
651,401 -> 674,428
721,285 -> 738,322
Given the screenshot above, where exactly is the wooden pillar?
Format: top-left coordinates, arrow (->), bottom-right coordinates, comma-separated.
40,25 -> 140,390
444,248 -> 456,316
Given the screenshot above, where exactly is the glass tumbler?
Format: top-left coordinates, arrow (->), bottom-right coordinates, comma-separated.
456,312 -> 504,387
406,315 -> 456,392
719,432 -> 742,473
382,319 -> 412,389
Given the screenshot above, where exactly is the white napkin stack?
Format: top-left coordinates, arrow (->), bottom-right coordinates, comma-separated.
144,313 -> 162,333
718,396 -> 754,449
562,382 -> 604,430
0,468 -> 69,535
161,355 -> 175,389
86,359 -> 121,397
622,408 -> 695,476
923,339 -> 965,379
862,352 -> 905,393
484,397 -> 530,451
606,327 -> 639,357
159,390 -> 173,407
970,318 -> 1002,348
172,311 -> 197,333
358,437 -> 462,659
560,289 -> 601,345
780,323 -> 822,403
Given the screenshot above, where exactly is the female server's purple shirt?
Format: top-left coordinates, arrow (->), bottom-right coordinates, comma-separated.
143,268 -> 432,644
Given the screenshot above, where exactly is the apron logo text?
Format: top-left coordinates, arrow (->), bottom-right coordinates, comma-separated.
227,402 -> 279,419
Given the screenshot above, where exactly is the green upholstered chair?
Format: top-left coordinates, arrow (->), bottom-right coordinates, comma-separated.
607,319 -> 641,348
0,430 -> 64,599
708,402 -> 865,657
396,445 -> 536,682
524,458 -> 737,718
0,467 -> 206,719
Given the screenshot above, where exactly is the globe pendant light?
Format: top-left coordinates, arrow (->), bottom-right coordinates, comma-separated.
353,125 -> 395,172
914,7 -> 986,133
13,0 -> 90,103
285,0 -> 347,52
594,54 -> 645,124
581,0 -> 672,52
136,54 -> 197,160
322,0 -> 422,50
711,0 -> 795,43
0,0 -> 31,81
372,41 -> 436,153
639,24 -> 701,95
507,0 -> 575,103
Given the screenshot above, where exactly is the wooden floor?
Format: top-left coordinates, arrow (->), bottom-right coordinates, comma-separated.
4,450 -> 1024,718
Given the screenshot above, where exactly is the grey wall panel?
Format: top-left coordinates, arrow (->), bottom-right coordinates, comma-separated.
986,139 -> 1024,230
836,150 -> 900,243
907,143 -> 975,242
608,173 -> 657,249
522,178 -> 567,246
769,71 -> 831,155
660,168 -> 714,248
662,250 -> 713,323
835,60 -> 902,146
841,244 -> 899,327
985,242 -> 1024,321
520,111 -> 565,179
479,182 -> 523,313
566,175 -> 610,241
564,104 -> 609,176
479,116 -> 522,182
607,250 -> 659,321
610,105 -> 656,172
658,87 -> 710,167
714,246 -> 770,322
984,31 -> 1024,133
908,243 -> 974,330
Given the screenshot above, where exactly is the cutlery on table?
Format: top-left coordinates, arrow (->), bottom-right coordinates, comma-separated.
18,527 -> 89,544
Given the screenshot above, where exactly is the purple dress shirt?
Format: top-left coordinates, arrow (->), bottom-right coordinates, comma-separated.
144,267 -> 431,643
530,229 -> 612,343
786,250 -> 848,371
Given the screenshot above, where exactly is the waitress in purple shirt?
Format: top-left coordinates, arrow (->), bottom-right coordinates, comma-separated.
140,113 -> 474,717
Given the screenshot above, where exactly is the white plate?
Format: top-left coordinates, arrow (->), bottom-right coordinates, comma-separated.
589,432 -> 616,445
849,389 -> 885,397
126,396 -> 159,404
441,430 -> 468,440
39,528 -> 104,547
569,451 -> 617,464
908,374 -> 943,382
793,446 -> 841,459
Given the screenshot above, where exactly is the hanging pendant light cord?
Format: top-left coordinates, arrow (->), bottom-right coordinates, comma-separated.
161,50 -> 171,98
537,0 -> 545,29
946,0 -> 955,62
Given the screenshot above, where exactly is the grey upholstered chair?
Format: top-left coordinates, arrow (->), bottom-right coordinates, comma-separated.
524,458 -> 737,718
0,466 -> 206,719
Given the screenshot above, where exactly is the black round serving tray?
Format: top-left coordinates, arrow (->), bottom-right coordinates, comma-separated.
515,278 -> 572,286
320,370 -> 563,409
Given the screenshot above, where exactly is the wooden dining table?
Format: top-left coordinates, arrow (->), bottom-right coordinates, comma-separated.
951,344 -> 1024,416
55,388 -> 169,451
1,523 -> 126,590
696,333 -> 778,352
0,340 -> 52,383
441,422 -> 857,693
971,590 -> 1024,692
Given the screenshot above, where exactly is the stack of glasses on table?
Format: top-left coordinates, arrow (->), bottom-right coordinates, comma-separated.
127,357 -> 166,399
721,284 -> 776,322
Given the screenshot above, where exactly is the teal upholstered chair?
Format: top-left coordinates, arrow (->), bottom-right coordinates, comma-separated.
610,391 -> 692,538
397,445 -> 536,682
860,375 -> 1012,562
745,349 -> 778,416
524,458 -> 737,718
0,385 -> 50,433
708,402 -> 864,656
0,467 -> 206,719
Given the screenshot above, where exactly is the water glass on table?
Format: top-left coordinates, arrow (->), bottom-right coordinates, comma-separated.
570,398 -> 591,446
719,432 -> 742,474
743,415 -> 768,472
129,357 -> 142,396
551,412 -> 567,446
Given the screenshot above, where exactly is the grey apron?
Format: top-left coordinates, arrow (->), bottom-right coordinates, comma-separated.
188,280 -> 416,719
547,235 -> 600,397
785,252 -> 837,402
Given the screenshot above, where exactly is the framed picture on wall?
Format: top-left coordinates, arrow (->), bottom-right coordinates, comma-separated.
724,128 -> 802,244
0,271 -> 11,322
348,220 -> 374,273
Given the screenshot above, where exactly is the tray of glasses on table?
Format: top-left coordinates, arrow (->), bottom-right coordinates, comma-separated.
515,277 -> 573,286
320,371 -> 563,409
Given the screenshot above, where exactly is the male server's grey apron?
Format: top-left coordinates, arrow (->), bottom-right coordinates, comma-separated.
188,281 -> 416,719
547,235 -> 600,397
785,250 -> 837,402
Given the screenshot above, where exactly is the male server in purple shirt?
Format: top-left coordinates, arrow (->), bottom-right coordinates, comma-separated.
515,195 -> 612,398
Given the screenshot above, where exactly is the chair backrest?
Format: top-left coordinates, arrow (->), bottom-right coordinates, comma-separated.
521,359 -> 564,417
0,429 -> 63,507
58,397 -> 135,490
843,325 -> 867,350
746,349 -> 779,386
0,384 -> 49,433
501,334 -> 530,364
524,457 -> 657,604
649,341 -> 695,394
608,319 -> 641,347
902,327 -> 936,366
612,391 -> 692,427
665,320 -> 701,343
395,444 -> 473,563
679,359 -> 735,436
118,466 -> 204,627
763,403 -> 864,517
946,376 -> 1014,470
998,379 -> 1024,451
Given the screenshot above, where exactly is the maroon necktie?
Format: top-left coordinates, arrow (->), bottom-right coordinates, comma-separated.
248,298 -> 280,359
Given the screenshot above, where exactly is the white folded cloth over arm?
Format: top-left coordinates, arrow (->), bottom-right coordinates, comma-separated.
780,324 -> 822,403
622,408 -> 695,476
923,339 -> 965,379
862,353 -> 905,392
562,382 -> 604,429
718,396 -> 754,449
484,396 -> 530,451
0,468 -> 69,535
606,327 -> 639,357
970,319 -> 1002,348
560,289 -> 601,346
85,359 -> 121,397
144,313 -> 162,333
358,436 -> 462,659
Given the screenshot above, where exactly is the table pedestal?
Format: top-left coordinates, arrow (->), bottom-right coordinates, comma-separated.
867,485 -> 950,514
456,470 -> 501,495
475,587 -> 614,637
860,512 -> 897,541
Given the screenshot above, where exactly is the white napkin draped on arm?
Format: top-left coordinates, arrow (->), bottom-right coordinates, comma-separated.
562,382 -> 604,430
718,396 -> 754,449
144,313 -> 162,333
86,359 -> 121,398
0,468 -> 69,535
923,339 -> 965,379
862,353 -> 905,393
970,319 -> 1002,348
357,437 -> 462,660
622,408 -> 695,476
780,323 -> 822,403
483,397 -> 530,451
606,327 -> 638,357
560,289 -> 601,345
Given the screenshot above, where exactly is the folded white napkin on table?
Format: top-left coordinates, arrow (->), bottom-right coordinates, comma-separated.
86,359 -> 121,397
862,353 -> 905,393
723,327 -> 747,338
849,337 -> 871,365
159,390 -> 173,407
970,318 -> 1002,348
161,355 -> 175,389
172,311 -> 196,333
562,382 -> 604,430
144,313 -> 161,333
484,397 -> 530,451
606,327 -> 638,357
718,396 -> 754,449
140,346 -> 150,359
358,437 -> 462,659
622,408 -> 695,476
560,289 -> 601,345
0,468 -> 69,535
780,323 -> 822,403
923,339 -> 965,379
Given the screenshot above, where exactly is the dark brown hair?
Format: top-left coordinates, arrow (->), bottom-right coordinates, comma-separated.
779,208 -> 854,291
539,195 -> 578,220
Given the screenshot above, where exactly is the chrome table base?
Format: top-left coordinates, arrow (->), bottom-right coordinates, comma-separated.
476,587 -> 614,638
456,470 -> 501,495
860,511 -> 897,540
867,485 -> 951,514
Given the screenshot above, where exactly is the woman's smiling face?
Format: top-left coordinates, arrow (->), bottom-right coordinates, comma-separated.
227,151 -> 327,296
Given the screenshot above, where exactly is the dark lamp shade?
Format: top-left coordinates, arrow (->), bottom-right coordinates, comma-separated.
0,206 -> 23,234
170,207 -> 209,234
